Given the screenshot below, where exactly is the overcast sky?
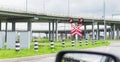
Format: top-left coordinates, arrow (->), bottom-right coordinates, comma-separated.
0,0 -> 119,36
0,0 -> 120,17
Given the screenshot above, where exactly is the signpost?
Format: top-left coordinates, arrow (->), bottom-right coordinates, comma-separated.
68,18 -> 84,47
71,24 -> 82,37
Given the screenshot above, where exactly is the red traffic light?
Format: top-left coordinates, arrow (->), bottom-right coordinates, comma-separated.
79,18 -> 84,23
68,18 -> 73,23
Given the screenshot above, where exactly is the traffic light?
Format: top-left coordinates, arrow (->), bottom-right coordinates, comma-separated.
78,18 -> 84,24
68,18 -> 73,23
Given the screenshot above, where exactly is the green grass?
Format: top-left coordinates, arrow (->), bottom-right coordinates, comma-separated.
0,39 -> 110,59
106,40 -> 120,42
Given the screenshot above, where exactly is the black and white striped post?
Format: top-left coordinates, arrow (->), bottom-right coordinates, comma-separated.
85,33 -> 89,45
92,34 -> 95,45
71,35 -> 75,47
15,40 -> 20,52
62,33 -> 65,47
34,40 -> 38,51
94,38 -> 96,44
92,39 -> 95,45
85,39 -> 88,45
71,40 -> 74,47
62,39 -> 65,47
50,40 -> 54,49
79,38 -> 82,46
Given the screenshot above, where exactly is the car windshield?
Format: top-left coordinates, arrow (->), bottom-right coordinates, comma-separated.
0,0 -> 120,62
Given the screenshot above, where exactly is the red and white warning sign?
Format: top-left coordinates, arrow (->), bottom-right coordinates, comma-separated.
68,18 -> 83,37
71,24 -> 83,37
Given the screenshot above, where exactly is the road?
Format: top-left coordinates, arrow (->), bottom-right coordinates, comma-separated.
0,42 -> 120,62
86,42 -> 120,57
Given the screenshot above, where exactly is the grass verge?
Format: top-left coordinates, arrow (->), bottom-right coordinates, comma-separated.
0,39 -> 110,59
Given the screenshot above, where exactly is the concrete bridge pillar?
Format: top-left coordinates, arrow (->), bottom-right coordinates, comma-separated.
117,27 -> 119,40
55,20 -> 58,41
28,20 -> 32,41
108,29 -> 111,39
111,24 -> 116,40
12,21 -> 15,31
94,22 -> 97,40
119,28 -> 120,40
65,32 -> 68,39
96,22 -> 100,40
5,21 -> 8,42
109,24 -> 112,40
113,24 -> 116,40
92,20 -> 95,44
52,20 -> 55,42
0,21 -> 1,31
45,32 -> 48,39
84,24 -> 86,39
49,21 -> 51,41
27,21 -> 31,31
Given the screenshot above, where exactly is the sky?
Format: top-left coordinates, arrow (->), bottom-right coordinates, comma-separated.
0,0 -> 120,17
0,0 -> 119,36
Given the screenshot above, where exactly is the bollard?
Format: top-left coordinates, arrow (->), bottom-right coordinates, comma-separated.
71,41 -> 75,47
85,39 -> 88,45
50,40 -> 54,49
92,39 -> 95,45
79,39 -> 82,46
62,39 -> 65,47
15,41 -> 20,52
34,40 -> 38,51
94,39 -> 97,44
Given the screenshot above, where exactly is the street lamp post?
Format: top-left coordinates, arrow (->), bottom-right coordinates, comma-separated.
43,0 -> 45,13
103,0 -> 106,41
26,0 -> 28,12
67,0 -> 70,16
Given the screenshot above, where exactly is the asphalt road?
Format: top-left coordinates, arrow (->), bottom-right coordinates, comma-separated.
0,42 -> 120,62
21,56 -> 55,62
108,42 -> 120,57
86,42 -> 120,57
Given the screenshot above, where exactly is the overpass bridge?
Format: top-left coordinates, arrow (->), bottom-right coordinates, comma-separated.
0,10 -> 120,49
0,10 -> 119,39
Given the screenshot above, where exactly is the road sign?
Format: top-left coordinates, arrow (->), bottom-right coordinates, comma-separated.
68,18 -> 84,37
71,24 -> 83,37
71,24 -> 82,33
71,31 -> 82,36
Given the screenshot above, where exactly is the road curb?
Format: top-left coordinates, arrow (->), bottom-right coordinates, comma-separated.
0,53 -> 56,62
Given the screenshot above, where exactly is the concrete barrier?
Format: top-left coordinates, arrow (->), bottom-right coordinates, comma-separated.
6,32 -> 17,48
0,32 -> 4,48
20,31 -> 31,49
